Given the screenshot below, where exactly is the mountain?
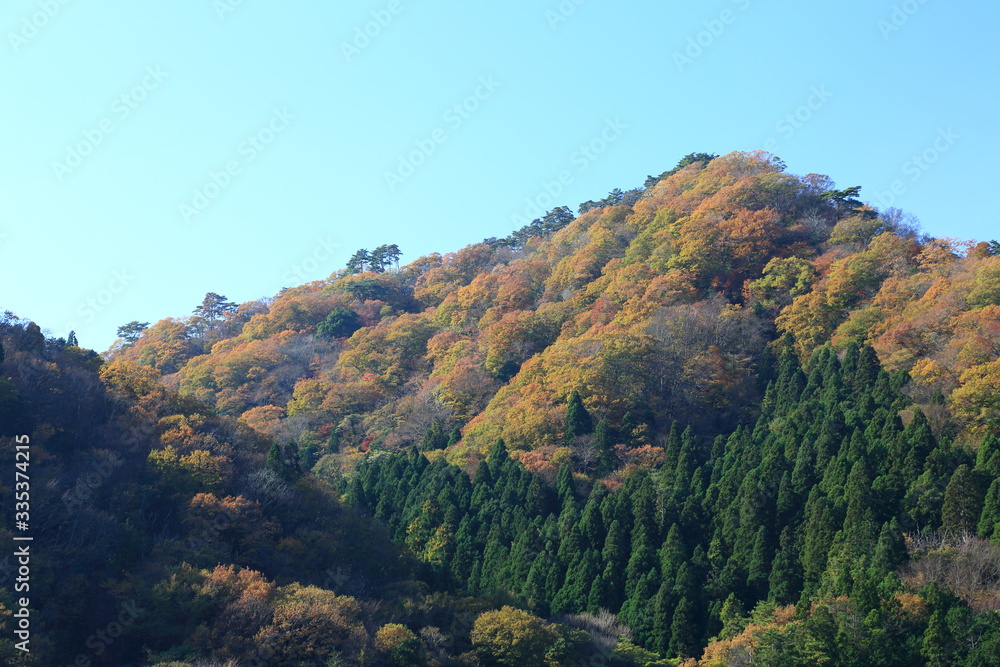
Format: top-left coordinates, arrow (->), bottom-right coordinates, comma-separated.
1,150 -> 999,665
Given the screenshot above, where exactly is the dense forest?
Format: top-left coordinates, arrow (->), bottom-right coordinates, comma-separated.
2,151 -> 1000,665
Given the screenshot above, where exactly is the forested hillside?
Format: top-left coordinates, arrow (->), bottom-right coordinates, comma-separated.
2,151 -> 1000,665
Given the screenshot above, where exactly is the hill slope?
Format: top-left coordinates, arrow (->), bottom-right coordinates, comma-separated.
113,150 -> 1000,471
3,150 -> 999,665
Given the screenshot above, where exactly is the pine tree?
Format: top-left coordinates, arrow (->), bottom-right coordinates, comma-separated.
872,519 -> 907,572
621,411 -> 639,446
768,526 -> 802,605
842,459 -> 878,553
116,321 -> 149,345
625,530 -> 656,600
650,582 -> 675,656
941,464 -> 986,535
977,478 -> 1000,539
552,549 -> 598,614
488,438 -> 510,478
746,525 -> 771,602
479,524 -> 507,593
717,593 -> 746,640
921,610 -> 955,667
594,418 -> 614,474
668,596 -> 697,659
421,418 -> 448,451
660,524 -> 686,588
550,464 -> 573,509
192,292 -> 237,327
849,560 -> 881,615
283,440 -> 301,478
619,569 -> 659,649
905,468 -> 948,531
974,433 -> 1000,477
801,489 -> 837,596
266,442 -> 291,481
523,548 -> 553,615
663,421 -> 682,474
601,519 -> 628,609
902,409 -> 936,484
345,248 -> 371,274
776,470 -> 797,524
507,529 -> 536,590
565,390 -> 593,443
447,426 -> 462,448
326,426 -> 340,453
580,486 -> 607,548
853,345 -> 881,390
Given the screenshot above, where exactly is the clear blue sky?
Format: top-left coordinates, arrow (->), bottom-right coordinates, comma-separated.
2,0 -> 997,351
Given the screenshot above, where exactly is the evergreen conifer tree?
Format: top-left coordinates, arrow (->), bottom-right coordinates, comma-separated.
421,418 -> 448,451
266,442 -> 291,480
942,464 -> 986,534
978,478 -> 1000,539
594,418 -> 614,474
565,390 -> 593,443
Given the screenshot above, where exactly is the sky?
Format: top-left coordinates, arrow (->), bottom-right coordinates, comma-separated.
1,0 -> 997,351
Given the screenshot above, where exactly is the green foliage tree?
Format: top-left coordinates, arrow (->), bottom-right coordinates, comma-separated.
976,433 -> 1000,477
594,418 -> 614,474
316,307 -> 363,339
117,320 -> 150,345
370,244 -> 402,272
922,610 -> 955,667
978,478 -> 1000,539
565,390 -> 593,443
266,441 -> 292,481
345,248 -> 371,274
193,292 -> 237,323
668,596 -> 697,659
820,186 -> 877,219
717,593 -> 747,640
421,418 -> 448,451
375,623 -> 421,666
284,440 -> 302,478
471,606 -> 560,667
487,206 -> 575,250
942,464 -> 986,534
